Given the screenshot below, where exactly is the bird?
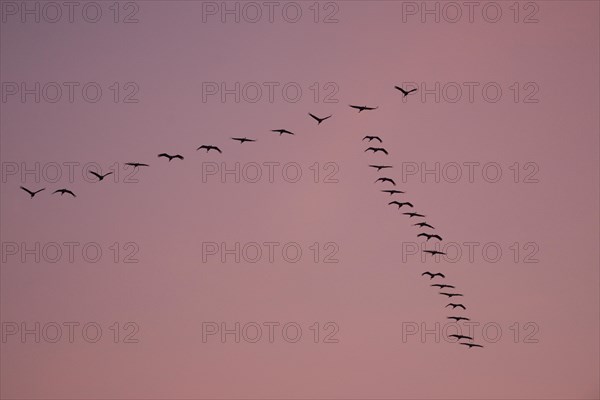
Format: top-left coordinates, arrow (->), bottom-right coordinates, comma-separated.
197,145 -> 222,153
158,153 -> 184,161
446,303 -> 466,310
231,137 -> 256,144
461,343 -> 483,348
431,284 -> 455,289
424,250 -> 446,256
350,105 -> 378,112
52,189 -> 76,197
375,177 -> 396,185
418,233 -> 443,241
448,316 -> 470,322
381,189 -> 405,195
404,212 -> 425,218
394,86 -> 418,97
421,271 -> 445,279
449,334 -> 473,340
369,165 -> 393,171
20,186 -> 45,198
389,201 -> 413,208
89,171 -> 113,181
365,147 -> 388,155
439,292 -> 463,298
272,129 -> 294,135
414,222 -> 435,229
309,113 -> 332,125
363,136 -> 382,143
125,162 -> 149,168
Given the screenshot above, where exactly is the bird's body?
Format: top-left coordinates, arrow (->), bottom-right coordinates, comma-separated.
350,105 -> 378,112
365,147 -> 389,155
272,129 -> 295,135
125,162 -> 149,168
431,284 -> 455,289
389,201 -> 413,208
89,171 -> 113,181
448,316 -> 470,322
421,271 -> 445,279
370,165 -> 393,171
404,212 -> 425,218
53,189 -> 76,197
197,145 -> 222,153
424,250 -> 446,256
446,303 -> 466,310
414,222 -> 435,229
394,86 -> 418,97
363,136 -> 382,143
376,177 -> 396,186
461,343 -> 483,348
231,137 -> 256,144
158,153 -> 184,162
440,292 -> 463,298
418,233 -> 443,241
449,334 -> 473,340
309,113 -> 332,125
20,186 -> 45,198
382,190 -> 405,195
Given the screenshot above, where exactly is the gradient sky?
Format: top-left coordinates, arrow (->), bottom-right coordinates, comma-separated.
1,1 -> 599,399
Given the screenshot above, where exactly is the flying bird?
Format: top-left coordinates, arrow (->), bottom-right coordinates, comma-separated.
125,162 -> 149,168
394,86 -> 418,97
461,343 -> 483,348
20,186 -> 45,198
308,113 -> 332,125
272,129 -> 295,135
158,153 -> 184,161
382,190 -> 405,195
421,271 -> 445,279
89,171 -> 113,181
53,189 -> 76,197
369,165 -> 393,171
418,233 -> 443,241
389,201 -> 413,208
431,284 -> 455,289
439,292 -> 463,298
449,334 -> 473,340
424,250 -> 446,256
448,316 -> 470,322
350,105 -> 378,113
446,303 -> 466,310
197,145 -> 222,153
231,137 -> 256,144
365,147 -> 388,155
363,136 -> 382,143
375,177 -> 396,185
414,222 -> 435,229
404,212 -> 425,218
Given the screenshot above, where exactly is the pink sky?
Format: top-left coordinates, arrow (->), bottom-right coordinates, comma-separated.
1,1 -> 599,399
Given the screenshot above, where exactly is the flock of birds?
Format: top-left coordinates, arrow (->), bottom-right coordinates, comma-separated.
18,85 -> 483,349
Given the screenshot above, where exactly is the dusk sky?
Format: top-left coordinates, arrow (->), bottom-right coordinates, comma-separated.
1,1 -> 599,399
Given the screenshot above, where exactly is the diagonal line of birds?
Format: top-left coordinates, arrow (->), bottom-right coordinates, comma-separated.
17,84 -> 483,349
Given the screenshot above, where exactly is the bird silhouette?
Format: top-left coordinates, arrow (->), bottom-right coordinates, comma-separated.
448,316 -> 470,322
394,86 -> 418,97
449,334 -> 473,340
363,136 -> 382,143
375,177 -> 396,185
231,137 -> 256,144
389,201 -> 413,208
20,186 -> 45,198
158,153 -> 184,161
350,105 -> 378,112
365,147 -> 388,155
421,271 -> 445,279
461,343 -> 483,348
53,189 -> 76,197
404,212 -> 425,218
424,250 -> 446,256
369,165 -> 393,171
125,162 -> 149,168
272,129 -> 295,135
418,233 -> 443,241
439,292 -> 463,298
197,145 -> 222,153
431,284 -> 455,289
382,189 -> 405,195
89,171 -> 113,181
414,222 -> 435,229
446,303 -> 466,310
309,113 -> 332,125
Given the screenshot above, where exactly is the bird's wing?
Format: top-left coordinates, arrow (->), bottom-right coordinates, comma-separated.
20,186 -> 33,195
89,171 -> 101,178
